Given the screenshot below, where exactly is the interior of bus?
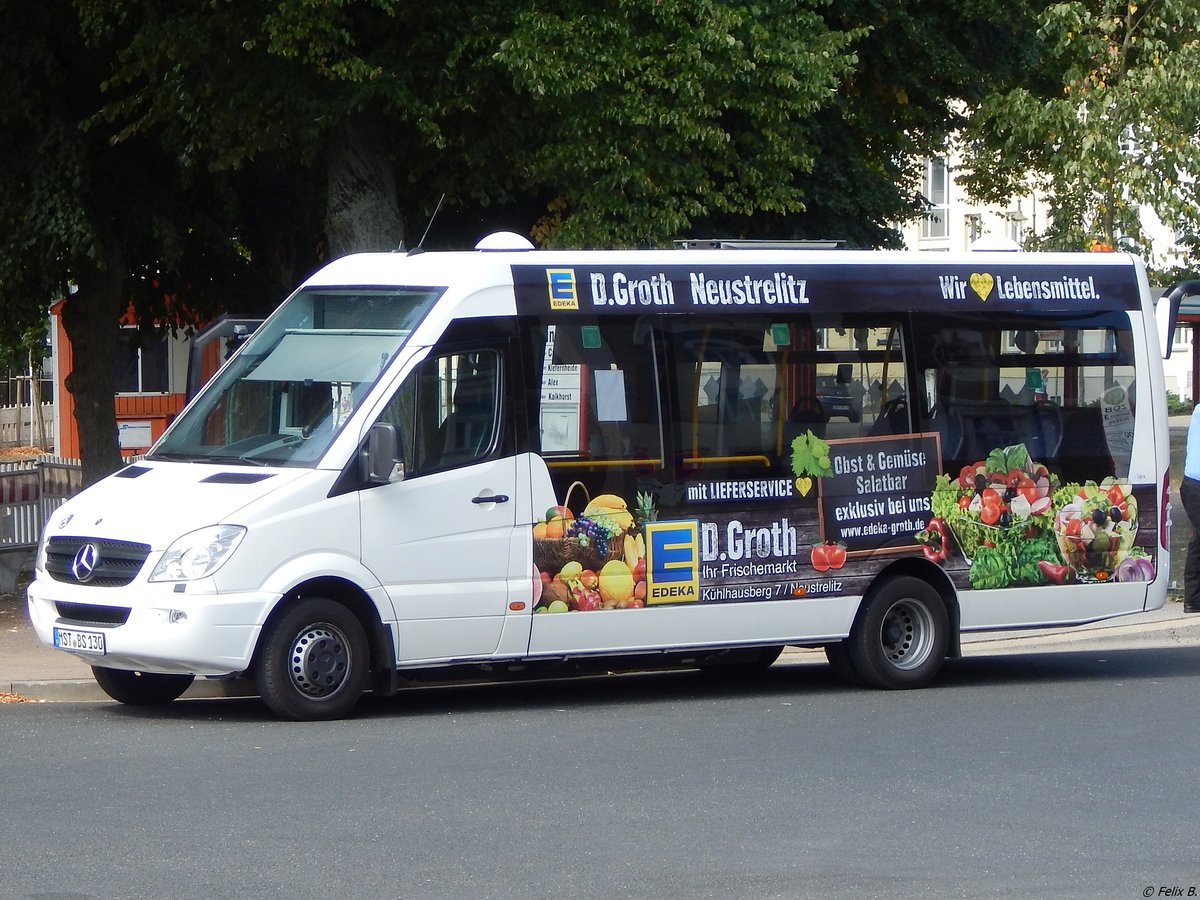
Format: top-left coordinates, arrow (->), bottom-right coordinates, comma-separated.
523,309 -> 1136,502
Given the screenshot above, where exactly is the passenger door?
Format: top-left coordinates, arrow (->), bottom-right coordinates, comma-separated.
359,344 -> 521,662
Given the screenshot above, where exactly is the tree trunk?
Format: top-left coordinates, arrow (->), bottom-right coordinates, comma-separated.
325,111 -> 404,257
28,348 -> 42,448
61,253 -> 124,486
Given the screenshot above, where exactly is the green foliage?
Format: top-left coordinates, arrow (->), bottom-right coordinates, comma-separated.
493,1 -> 864,246
958,0 -> 1200,262
1167,391 -> 1192,416
0,3 -> 91,345
0,0 -> 1063,473
773,0 -> 1046,248
0,2 -> 274,478
790,430 -> 833,479
76,0 -> 1046,250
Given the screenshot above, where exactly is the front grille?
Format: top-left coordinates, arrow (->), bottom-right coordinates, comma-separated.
45,537 -> 152,587
55,601 -> 131,626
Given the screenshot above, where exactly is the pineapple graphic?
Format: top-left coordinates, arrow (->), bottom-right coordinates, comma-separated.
635,491 -> 657,524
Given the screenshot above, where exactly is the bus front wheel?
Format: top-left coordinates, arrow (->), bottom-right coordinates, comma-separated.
848,576 -> 948,689
255,597 -> 370,721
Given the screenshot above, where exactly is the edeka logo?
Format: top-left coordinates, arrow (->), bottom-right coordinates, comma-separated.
644,520 -> 700,605
546,269 -> 579,310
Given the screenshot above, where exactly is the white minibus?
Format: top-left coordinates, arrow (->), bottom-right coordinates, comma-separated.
27,234 -> 1179,719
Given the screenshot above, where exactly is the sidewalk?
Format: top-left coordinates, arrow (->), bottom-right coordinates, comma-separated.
4,584 -> 1199,703
0,590 -> 254,703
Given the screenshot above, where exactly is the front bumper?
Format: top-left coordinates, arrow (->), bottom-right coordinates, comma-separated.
27,575 -> 280,677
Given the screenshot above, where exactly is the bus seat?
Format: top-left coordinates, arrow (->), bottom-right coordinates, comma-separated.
1056,406 -> 1114,481
441,374 -> 496,461
868,396 -> 909,436
785,396 -> 827,444
1033,401 -> 1063,460
933,410 -> 964,463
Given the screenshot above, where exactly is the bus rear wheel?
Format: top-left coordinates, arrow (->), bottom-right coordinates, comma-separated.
92,666 -> 194,706
848,576 -> 948,689
255,597 -> 370,721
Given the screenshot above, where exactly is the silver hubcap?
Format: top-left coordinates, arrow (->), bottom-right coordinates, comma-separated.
288,624 -> 352,698
878,599 -> 935,671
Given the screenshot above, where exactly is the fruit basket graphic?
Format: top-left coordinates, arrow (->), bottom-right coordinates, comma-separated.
533,481 -> 629,574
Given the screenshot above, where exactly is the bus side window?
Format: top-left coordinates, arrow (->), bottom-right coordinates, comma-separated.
529,317 -> 666,500
376,348 -> 501,476
439,360 -> 499,465
663,316 -> 787,478
917,314 -> 1135,482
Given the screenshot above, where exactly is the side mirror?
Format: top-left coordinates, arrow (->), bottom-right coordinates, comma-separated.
1158,279 -> 1200,361
365,423 -> 404,484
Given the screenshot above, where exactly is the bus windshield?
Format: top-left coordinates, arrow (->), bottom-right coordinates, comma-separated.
151,287 -> 441,466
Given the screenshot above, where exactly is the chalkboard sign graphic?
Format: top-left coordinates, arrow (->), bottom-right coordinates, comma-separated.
816,432 -> 943,557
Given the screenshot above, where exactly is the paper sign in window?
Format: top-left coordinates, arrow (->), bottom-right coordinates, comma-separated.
594,369 -> 628,422
539,363 -> 585,454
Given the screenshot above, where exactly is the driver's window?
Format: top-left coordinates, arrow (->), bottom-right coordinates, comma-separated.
378,349 -> 500,476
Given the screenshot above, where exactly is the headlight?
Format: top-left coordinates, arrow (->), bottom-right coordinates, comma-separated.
149,525 -> 247,582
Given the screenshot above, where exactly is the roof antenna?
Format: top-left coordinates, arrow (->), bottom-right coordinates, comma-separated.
407,193 -> 445,256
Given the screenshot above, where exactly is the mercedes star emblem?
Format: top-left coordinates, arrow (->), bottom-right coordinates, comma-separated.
71,543 -> 100,583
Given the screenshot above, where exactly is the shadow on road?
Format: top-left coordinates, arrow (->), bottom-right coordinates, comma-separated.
943,643 -> 1200,686
83,643 -> 1200,725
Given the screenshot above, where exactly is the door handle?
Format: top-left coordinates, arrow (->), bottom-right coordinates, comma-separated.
471,493 -> 509,504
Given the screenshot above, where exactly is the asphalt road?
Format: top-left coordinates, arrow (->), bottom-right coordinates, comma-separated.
3,648 -> 1198,900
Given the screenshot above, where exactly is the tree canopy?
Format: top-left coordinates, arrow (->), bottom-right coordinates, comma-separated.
82,0 -> 1046,249
958,0 -> 1200,266
0,1 -> 267,482
2,0 -> 1048,477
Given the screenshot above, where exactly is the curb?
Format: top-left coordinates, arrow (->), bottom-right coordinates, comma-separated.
4,676 -> 257,704
960,614 -> 1200,652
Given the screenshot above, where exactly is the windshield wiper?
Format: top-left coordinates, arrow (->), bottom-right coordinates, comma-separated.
200,454 -> 273,467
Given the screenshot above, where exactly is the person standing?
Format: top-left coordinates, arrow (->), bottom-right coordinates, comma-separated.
1182,403 -> 1200,612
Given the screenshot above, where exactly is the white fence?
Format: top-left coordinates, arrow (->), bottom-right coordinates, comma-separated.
0,455 -> 87,592
0,402 -> 54,448
0,455 -> 82,546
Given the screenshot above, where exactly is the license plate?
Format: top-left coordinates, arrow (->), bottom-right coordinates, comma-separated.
53,627 -> 106,655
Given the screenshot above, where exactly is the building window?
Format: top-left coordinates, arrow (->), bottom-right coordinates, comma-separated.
1173,324 -> 1192,352
114,327 -> 169,393
921,158 -> 949,239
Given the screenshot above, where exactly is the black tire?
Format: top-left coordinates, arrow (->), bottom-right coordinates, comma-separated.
823,641 -> 863,686
255,597 -> 370,721
92,666 -> 194,706
848,576 -> 949,689
698,645 -> 784,675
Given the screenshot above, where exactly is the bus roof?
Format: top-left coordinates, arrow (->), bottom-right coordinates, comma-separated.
301,240 -> 1148,316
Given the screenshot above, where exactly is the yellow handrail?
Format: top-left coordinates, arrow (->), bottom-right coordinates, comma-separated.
682,455 -> 772,468
547,458 -> 663,469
